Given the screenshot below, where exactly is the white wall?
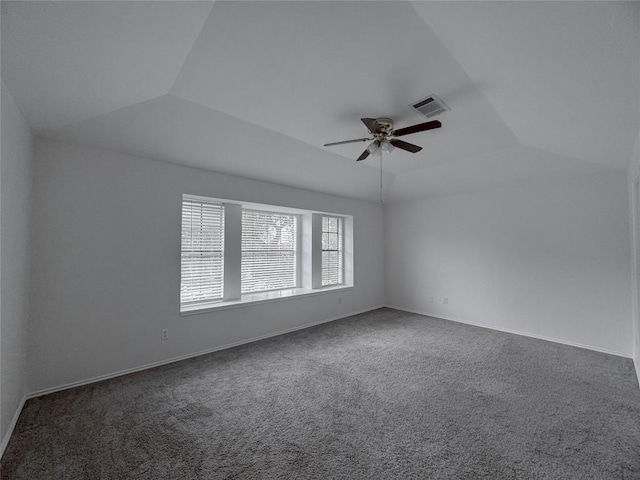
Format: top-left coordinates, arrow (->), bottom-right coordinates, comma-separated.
385,170 -> 632,356
28,138 -> 384,393
1,81 -> 33,453
628,129 -> 640,384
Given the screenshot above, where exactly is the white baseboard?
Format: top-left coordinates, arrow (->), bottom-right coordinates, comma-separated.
0,394 -> 27,459
385,304 -> 632,359
27,305 -> 385,400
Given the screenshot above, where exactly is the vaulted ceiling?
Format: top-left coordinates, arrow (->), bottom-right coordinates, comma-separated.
2,1 -> 639,203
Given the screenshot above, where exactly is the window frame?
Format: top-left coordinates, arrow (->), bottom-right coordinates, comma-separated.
180,198 -> 225,311
179,195 -> 353,315
240,208 -> 300,295
321,215 -> 344,287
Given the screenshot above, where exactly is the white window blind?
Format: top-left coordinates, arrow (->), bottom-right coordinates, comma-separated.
180,199 -> 224,309
241,210 -> 297,293
322,215 -> 343,286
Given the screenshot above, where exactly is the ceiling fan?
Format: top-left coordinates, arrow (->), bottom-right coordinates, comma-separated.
323,117 -> 442,161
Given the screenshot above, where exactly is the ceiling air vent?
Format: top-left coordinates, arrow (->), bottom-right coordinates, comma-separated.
411,95 -> 449,118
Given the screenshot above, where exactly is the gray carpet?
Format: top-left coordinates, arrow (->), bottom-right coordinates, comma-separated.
2,308 -> 640,479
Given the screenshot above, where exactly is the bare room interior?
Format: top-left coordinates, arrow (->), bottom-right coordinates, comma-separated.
1,1 -> 639,478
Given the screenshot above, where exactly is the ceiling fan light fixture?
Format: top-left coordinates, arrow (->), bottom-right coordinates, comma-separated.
381,140 -> 395,154
367,140 -> 380,155
367,139 -> 395,155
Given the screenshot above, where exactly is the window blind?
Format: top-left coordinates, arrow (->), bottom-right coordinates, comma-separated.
241,210 -> 297,293
180,199 -> 224,309
322,215 -> 343,286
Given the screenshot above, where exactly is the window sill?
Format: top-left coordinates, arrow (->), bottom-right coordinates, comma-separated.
180,284 -> 354,316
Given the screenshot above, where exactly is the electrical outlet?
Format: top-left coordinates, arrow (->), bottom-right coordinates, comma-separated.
161,328 -> 169,340
443,297 -> 449,304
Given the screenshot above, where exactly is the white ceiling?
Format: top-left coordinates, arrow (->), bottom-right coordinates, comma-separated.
412,1 -> 640,170
1,1 -> 213,132
2,1 -> 639,203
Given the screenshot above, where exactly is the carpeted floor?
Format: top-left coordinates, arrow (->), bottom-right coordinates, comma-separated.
2,308 -> 640,479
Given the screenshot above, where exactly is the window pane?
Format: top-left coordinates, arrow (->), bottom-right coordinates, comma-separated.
321,216 -> 343,286
242,210 -> 297,293
322,251 -> 342,286
180,199 -> 224,308
328,233 -> 338,250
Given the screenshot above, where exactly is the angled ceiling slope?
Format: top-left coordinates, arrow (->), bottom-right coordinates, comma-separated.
50,94 -> 396,203
2,1 -> 639,203
1,1 -> 213,133
171,0 -> 518,175
412,1 -> 640,170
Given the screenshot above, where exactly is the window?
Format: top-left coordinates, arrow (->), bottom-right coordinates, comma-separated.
180,194 -> 353,314
242,210 -> 298,293
322,215 -> 343,286
180,199 -> 224,310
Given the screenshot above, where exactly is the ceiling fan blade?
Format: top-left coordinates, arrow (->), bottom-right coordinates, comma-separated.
389,139 -> 423,153
361,118 -> 382,134
392,120 -> 441,137
356,149 -> 370,161
323,137 -> 371,147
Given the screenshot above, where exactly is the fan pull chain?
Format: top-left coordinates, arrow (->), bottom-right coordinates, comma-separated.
379,148 -> 383,204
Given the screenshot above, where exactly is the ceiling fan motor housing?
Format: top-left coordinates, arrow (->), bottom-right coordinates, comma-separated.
375,117 -> 394,135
